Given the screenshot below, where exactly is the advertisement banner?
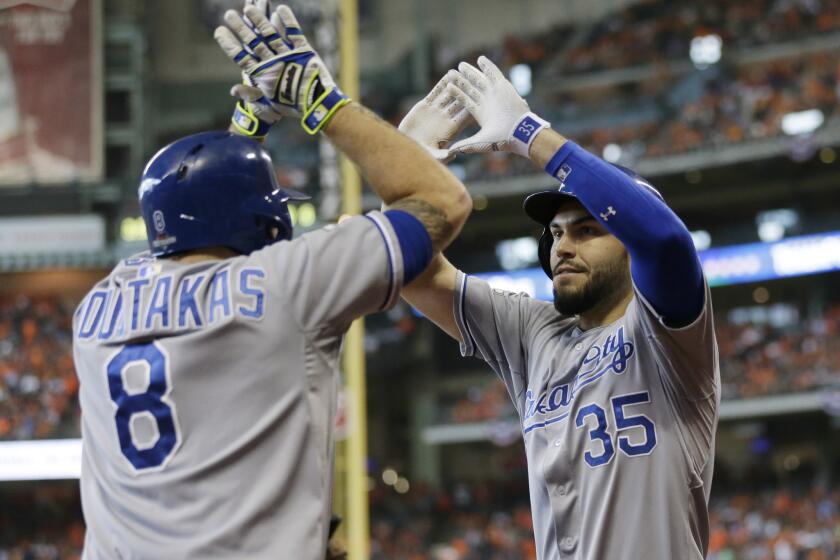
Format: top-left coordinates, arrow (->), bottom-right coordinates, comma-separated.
0,0 -> 102,186
0,214 -> 105,254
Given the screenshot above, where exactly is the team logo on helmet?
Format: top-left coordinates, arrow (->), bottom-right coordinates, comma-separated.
151,210 -> 177,249
152,210 -> 166,233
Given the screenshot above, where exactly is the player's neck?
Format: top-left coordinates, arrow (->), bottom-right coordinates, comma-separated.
165,246 -> 239,263
578,289 -> 633,331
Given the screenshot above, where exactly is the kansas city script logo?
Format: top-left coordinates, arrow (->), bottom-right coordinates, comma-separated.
523,326 -> 634,434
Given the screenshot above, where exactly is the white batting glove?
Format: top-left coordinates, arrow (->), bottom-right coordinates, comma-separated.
448,56 -> 549,158
215,4 -> 350,134
398,71 -> 473,162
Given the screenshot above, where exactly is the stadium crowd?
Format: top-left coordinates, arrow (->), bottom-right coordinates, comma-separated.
371,0 -> 840,181
0,296 -> 78,441
718,303 -> 840,400
707,486 -> 840,560
461,49 -> 840,182
558,0 -> 840,74
432,0 -> 840,80
590,51 -> 840,159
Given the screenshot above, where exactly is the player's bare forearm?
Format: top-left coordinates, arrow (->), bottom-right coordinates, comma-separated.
529,128 -> 568,169
324,103 -> 472,252
401,254 -> 462,341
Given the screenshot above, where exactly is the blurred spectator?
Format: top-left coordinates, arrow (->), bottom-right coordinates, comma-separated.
0,483 -> 83,560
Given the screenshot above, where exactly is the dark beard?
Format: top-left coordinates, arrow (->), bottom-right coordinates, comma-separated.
553,254 -> 630,316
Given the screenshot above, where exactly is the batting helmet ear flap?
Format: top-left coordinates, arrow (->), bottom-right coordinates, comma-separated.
538,228 -> 553,278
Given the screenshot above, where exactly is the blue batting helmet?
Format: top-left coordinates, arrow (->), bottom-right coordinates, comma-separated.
523,164 -> 662,278
139,131 -> 309,257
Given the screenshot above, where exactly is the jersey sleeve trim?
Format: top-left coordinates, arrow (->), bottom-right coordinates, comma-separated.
364,211 -> 404,311
382,210 -> 433,284
453,271 -> 477,357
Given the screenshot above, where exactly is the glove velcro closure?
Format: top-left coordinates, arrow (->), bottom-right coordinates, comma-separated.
301,72 -> 350,134
231,101 -> 272,139
507,112 -> 550,157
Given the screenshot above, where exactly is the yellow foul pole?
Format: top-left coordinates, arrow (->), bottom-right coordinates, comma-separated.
338,0 -> 369,558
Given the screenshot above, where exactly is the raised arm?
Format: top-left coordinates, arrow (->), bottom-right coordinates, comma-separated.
386,72 -> 483,341
448,56 -> 704,327
400,254 -> 461,341
527,129 -> 703,326
215,4 -> 471,259
323,104 -> 470,253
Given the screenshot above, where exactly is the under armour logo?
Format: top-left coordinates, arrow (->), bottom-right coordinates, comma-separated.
600,206 -> 617,221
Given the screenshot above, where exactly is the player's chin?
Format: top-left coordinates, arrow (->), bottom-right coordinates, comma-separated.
552,272 -> 586,292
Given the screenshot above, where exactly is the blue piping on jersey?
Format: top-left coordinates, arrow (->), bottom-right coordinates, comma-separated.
382,210 -> 432,285
460,275 -> 478,355
364,214 -> 397,311
523,412 -> 570,434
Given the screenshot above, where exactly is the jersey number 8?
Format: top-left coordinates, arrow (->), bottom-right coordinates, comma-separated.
106,342 -> 180,471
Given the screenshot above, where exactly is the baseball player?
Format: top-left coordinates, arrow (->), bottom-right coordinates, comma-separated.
71,5 -> 470,559
400,57 -> 720,559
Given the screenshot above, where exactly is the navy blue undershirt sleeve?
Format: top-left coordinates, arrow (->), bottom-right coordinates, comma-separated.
544,141 -> 704,327
383,209 -> 433,284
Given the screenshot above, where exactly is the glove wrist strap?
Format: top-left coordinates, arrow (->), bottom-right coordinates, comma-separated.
508,112 -> 550,158
231,101 -> 272,139
301,87 -> 351,135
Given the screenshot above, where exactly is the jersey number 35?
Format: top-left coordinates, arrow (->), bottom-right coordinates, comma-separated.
575,391 -> 657,468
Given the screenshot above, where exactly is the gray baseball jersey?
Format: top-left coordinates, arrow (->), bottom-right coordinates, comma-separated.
453,272 -> 720,560
72,212 -> 404,560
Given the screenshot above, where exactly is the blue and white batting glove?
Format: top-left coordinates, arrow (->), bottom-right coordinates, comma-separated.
227,0 -> 284,139
448,55 -> 550,158
215,4 -> 350,135
398,71 -> 473,162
